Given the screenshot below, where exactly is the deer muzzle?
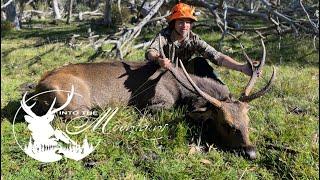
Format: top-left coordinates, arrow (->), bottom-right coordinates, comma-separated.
243,145 -> 257,160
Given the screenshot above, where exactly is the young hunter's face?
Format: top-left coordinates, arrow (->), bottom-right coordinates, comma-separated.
174,18 -> 192,38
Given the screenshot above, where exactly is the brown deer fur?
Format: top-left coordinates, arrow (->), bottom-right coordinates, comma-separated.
34,61 -> 265,160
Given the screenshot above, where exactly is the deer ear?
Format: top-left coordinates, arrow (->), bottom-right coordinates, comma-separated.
24,115 -> 34,124
190,98 -> 208,112
191,107 -> 208,112
188,105 -> 212,121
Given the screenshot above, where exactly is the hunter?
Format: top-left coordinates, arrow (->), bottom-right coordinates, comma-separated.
145,2 -> 255,84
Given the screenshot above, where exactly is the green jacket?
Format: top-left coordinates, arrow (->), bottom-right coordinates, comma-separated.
146,27 -> 223,66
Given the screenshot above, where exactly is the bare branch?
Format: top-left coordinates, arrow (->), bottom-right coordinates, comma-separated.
299,0 -> 319,34
92,0 -> 164,60
227,6 -> 268,20
260,0 -> 299,34
25,0 -> 34,6
78,10 -> 103,21
117,0 -> 122,16
133,41 -> 151,49
314,36 -> 319,51
147,11 -> 170,24
1,0 -> 14,10
218,2 -> 228,50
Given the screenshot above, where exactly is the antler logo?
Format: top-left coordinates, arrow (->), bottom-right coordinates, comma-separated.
14,86 -> 96,162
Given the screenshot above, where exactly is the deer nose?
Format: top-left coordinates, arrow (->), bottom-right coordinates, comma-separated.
244,146 -> 257,160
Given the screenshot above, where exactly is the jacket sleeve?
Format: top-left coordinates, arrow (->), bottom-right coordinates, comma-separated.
193,34 -> 223,66
145,33 -> 165,60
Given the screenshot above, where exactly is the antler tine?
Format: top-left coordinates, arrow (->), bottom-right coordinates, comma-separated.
240,42 -> 254,70
242,38 -> 266,96
239,66 -> 276,102
47,85 -> 75,115
21,93 -> 38,118
160,35 -> 221,107
257,38 -> 266,72
178,59 -> 222,108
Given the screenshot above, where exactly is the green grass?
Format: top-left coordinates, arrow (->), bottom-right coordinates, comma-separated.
1,21 -> 319,179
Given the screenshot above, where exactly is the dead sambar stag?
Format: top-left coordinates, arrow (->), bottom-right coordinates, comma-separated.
174,39 -> 275,160
31,39 -> 275,160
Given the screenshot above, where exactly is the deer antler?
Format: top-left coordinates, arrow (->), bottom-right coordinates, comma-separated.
159,36 -> 222,108
241,38 -> 266,96
239,66 -> 276,102
45,85 -> 75,116
239,39 -> 276,102
178,59 -> 222,108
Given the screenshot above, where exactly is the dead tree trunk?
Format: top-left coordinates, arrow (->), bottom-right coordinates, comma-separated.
67,0 -> 74,24
53,0 -> 62,20
18,0 -> 25,25
117,0 -> 121,16
2,0 -> 20,29
103,0 -> 112,25
93,0 -> 100,10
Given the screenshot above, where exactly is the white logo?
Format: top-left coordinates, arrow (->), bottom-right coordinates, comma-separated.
13,86 -> 97,163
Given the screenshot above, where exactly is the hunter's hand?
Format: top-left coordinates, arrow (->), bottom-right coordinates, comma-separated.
241,64 -> 253,76
158,57 -> 172,69
241,61 -> 262,77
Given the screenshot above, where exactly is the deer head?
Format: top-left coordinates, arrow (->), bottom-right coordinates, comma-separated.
177,39 -> 276,160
